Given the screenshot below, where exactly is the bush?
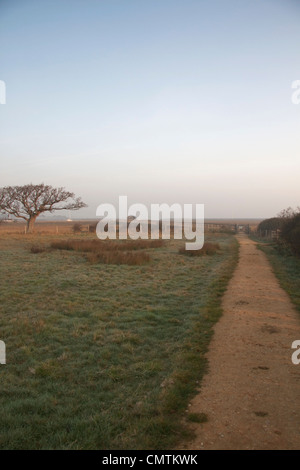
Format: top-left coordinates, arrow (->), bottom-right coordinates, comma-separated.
257,217 -> 285,233
280,214 -> 300,256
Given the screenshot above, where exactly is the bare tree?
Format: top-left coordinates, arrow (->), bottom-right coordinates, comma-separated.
277,207 -> 300,219
0,184 -> 87,232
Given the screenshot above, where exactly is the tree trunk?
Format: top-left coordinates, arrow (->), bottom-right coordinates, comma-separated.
27,215 -> 37,233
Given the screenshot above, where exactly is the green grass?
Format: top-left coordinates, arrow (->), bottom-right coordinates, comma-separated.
0,233 -> 238,449
257,242 -> 300,314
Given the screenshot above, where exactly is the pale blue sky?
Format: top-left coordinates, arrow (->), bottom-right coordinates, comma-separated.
0,0 -> 300,218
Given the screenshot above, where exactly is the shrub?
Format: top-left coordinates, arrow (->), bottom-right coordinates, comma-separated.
257,217 -> 285,234
280,214 -> 300,257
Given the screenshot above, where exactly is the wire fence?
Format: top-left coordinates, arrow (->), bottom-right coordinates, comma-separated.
253,229 -> 281,241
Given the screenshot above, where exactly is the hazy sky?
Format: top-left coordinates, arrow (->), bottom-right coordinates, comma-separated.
0,0 -> 300,218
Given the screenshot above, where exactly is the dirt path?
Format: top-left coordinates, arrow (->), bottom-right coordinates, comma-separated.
180,234 -> 300,450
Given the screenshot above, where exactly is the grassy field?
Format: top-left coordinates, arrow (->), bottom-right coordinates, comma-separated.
0,231 -> 238,449
257,242 -> 300,315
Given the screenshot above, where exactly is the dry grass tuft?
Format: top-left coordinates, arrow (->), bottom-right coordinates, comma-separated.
86,250 -> 150,265
50,239 -> 163,252
179,242 -> 220,257
50,239 -> 160,264
30,245 -> 47,254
